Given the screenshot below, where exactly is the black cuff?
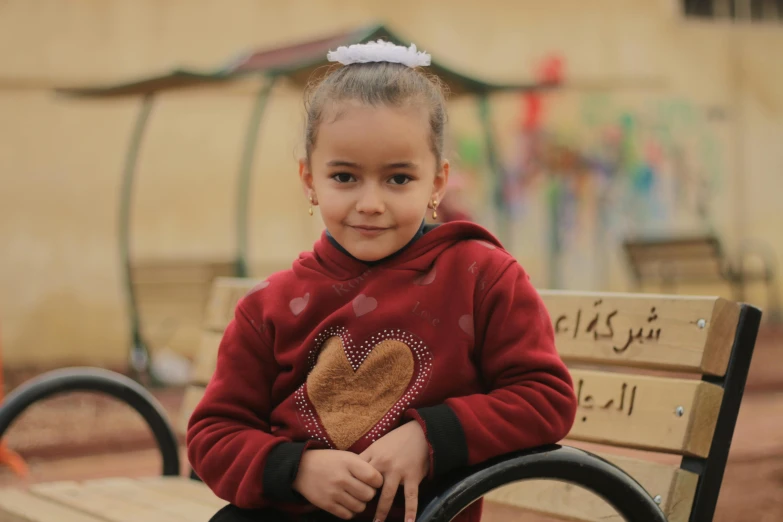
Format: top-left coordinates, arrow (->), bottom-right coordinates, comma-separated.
416,404 -> 469,477
262,442 -> 308,503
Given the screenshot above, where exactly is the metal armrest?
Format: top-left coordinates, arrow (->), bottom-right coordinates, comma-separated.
418,444 -> 667,522
0,367 -> 180,476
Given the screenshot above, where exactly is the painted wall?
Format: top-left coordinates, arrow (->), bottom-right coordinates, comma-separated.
0,0 -> 781,368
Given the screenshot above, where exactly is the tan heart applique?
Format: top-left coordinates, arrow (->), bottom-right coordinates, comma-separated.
296,328 -> 433,450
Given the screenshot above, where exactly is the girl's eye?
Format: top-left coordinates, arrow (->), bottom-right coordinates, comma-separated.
332,173 -> 355,183
389,174 -> 411,186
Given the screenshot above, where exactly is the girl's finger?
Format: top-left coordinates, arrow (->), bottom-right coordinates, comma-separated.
403,478 -> 419,522
373,474 -> 400,522
337,491 -> 367,514
345,476 -> 378,503
329,503 -> 355,521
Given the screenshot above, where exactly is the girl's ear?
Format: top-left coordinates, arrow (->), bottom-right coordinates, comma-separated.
432,159 -> 450,203
299,158 -> 315,199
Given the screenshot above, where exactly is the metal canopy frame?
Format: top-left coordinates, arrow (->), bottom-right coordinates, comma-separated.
53,23 -> 561,382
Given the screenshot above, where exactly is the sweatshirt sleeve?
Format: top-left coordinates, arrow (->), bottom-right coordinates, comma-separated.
407,260 -> 577,478
186,301 -> 315,509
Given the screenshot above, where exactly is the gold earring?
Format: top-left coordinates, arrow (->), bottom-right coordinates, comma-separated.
431,199 -> 439,220
308,195 -> 314,216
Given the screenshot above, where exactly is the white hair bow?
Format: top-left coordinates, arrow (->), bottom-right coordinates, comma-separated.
327,40 -> 431,68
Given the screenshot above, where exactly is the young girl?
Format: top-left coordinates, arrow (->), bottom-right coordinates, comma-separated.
187,40 -> 577,522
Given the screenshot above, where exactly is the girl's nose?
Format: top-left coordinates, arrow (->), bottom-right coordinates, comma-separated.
355,186 -> 385,214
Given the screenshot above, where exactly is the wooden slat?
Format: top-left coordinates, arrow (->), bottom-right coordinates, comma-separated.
635,257 -> 723,276
131,259 -> 235,285
177,385 -> 207,436
29,481 -> 186,522
191,331 -> 222,386
181,348 -> 723,458
79,478 -> 217,521
485,452 -> 698,522
201,280 -> 741,376
0,489 -> 107,522
539,291 -> 740,376
567,369 -> 723,457
136,477 -> 227,510
625,242 -> 720,261
203,277 -> 261,332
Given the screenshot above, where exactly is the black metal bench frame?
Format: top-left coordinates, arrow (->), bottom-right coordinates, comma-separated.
0,303 -> 761,522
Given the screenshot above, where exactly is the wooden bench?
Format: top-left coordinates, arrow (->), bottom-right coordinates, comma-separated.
0,277 -> 761,522
623,234 -> 779,319
131,258 -> 286,360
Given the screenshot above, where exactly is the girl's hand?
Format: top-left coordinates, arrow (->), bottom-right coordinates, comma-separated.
293,449 -> 384,520
360,421 -> 430,522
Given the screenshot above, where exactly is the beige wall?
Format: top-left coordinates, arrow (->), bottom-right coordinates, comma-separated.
1,0 -> 781,368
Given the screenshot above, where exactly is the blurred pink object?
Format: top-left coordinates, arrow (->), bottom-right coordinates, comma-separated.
437,171 -> 473,222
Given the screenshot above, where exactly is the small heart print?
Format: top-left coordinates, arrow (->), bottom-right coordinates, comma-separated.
353,294 -> 378,317
246,280 -> 270,296
458,314 -> 474,338
414,266 -> 437,286
290,293 -> 310,316
475,240 -> 496,250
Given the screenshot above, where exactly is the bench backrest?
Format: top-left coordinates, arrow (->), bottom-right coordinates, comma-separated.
623,235 -> 728,285
180,277 -> 761,522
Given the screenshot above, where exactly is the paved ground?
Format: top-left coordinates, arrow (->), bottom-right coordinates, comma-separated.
0,325 -> 780,521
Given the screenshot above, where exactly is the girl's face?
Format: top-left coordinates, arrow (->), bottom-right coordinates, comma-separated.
300,101 -> 448,262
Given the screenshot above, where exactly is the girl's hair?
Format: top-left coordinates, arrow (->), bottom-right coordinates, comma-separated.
303,61 -> 449,167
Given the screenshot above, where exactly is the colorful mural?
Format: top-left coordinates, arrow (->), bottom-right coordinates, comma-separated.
446,55 -> 727,289
502,88 -> 726,288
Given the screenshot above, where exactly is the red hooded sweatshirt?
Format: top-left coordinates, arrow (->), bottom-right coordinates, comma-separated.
187,221 -> 577,522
